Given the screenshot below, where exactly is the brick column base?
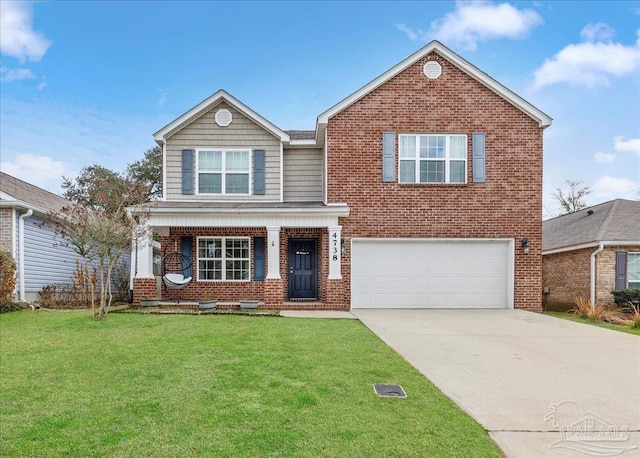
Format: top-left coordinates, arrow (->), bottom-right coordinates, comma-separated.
326,279 -> 347,310
133,278 -> 157,306
264,278 -> 284,309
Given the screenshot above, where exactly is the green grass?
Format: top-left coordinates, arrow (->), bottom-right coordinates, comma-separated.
0,311 -> 501,457
544,311 -> 640,336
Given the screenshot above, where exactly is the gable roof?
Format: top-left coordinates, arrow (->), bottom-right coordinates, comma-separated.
316,40 -> 552,129
153,89 -> 290,143
543,199 -> 640,253
0,172 -> 70,215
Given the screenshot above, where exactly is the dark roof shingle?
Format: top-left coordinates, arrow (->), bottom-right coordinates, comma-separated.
0,172 -> 70,214
543,199 -> 640,251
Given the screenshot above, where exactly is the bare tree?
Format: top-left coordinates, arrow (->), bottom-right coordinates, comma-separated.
552,180 -> 591,215
52,165 -> 151,319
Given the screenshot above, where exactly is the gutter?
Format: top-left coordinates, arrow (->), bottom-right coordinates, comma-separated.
18,209 -> 33,304
590,243 -> 605,309
543,240 -> 640,256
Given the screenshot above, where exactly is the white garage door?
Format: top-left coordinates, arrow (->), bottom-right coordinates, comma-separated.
351,239 -> 513,309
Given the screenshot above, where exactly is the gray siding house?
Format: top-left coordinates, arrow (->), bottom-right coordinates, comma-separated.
0,172 -> 131,303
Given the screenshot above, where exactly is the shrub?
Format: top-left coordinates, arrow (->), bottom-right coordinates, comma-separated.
611,289 -> 640,307
0,300 -> 25,314
39,283 -> 89,309
570,297 -> 624,324
0,250 -> 17,301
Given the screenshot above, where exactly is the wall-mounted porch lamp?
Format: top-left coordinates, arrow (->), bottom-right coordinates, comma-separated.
341,238 -> 346,254
521,238 -> 531,255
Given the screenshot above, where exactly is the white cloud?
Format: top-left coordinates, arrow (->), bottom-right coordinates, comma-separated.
427,1 -> 543,51
0,66 -> 36,82
580,23 -> 615,42
593,151 -> 615,163
533,25 -> 640,90
614,136 -> 640,155
593,176 -> 638,200
37,76 -> 47,91
0,1 -> 51,63
395,23 -> 419,41
157,90 -> 167,107
1,154 -> 75,193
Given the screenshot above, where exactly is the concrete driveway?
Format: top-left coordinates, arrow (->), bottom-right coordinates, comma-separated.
352,309 -> 640,458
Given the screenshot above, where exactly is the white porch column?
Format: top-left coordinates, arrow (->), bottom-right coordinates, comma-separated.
328,225 -> 342,279
133,224 -> 154,279
266,226 -> 281,279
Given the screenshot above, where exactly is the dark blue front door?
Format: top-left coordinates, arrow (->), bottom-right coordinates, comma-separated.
288,239 -> 317,299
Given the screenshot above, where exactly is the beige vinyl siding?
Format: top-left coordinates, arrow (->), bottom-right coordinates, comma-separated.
165,102 -> 281,201
283,148 -> 324,202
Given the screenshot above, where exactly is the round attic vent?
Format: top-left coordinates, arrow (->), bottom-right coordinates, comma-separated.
215,108 -> 232,127
423,61 -> 442,79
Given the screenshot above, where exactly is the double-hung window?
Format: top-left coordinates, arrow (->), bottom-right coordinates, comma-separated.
399,134 -> 467,184
197,237 -> 250,281
197,149 -> 250,194
629,253 -> 640,289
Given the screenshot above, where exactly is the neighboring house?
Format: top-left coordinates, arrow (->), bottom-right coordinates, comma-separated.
130,40 -> 552,311
542,199 -> 640,310
0,172 -> 82,302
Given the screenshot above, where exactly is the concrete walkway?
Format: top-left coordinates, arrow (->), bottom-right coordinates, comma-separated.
280,310 -> 356,319
352,309 -> 640,458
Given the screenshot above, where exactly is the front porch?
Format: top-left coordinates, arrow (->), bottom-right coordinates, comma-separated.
130,202 -> 350,310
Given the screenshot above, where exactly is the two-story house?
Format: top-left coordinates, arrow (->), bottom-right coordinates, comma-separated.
130,40 -> 552,311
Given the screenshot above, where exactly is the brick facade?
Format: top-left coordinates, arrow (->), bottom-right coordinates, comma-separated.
146,227 -> 345,310
0,208 -> 14,254
542,246 -> 637,310
326,52 -> 544,311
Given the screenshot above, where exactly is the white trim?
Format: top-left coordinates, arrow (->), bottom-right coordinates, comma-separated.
0,199 -> 59,217
138,204 -> 349,217
279,142 -> 284,203
316,41 -> 552,129
195,148 -> 252,196
154,90 -> 290,143
196,236 -> 251,282
628,252 -> 640,289
398,134 -> 467,184
161,142 -> 167,201
214,108 -> 232,127
543,240 -> 640,256
18,209 -> 33,301
266,226 -> 281,279
590,243 -> 604,307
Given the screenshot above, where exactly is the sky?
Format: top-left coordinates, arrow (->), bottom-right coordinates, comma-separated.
1,0 -> 638,217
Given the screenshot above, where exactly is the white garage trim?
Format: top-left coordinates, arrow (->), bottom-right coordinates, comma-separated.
350,238 -> 514,309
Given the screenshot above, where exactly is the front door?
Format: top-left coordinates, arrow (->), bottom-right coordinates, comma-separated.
288,239 -> 317,299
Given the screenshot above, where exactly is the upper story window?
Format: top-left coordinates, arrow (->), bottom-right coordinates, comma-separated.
399,134 -> 467,184
197,149 -> 250,195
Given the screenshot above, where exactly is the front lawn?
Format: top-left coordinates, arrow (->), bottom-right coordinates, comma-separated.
0,311 -> 501,457
544,311 -> 640,336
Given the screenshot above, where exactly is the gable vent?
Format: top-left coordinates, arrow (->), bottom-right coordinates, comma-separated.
423,61 -> 442,79
215,108 -> 232,127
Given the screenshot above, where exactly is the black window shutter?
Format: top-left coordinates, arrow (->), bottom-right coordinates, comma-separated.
254,237 -> 265,281
382,132 -> 395,182
181,236 -> 193,279
472,133 -> 486,183
253,149 -> 266,195
182,149 -> 194,195
615,251 -> 628,290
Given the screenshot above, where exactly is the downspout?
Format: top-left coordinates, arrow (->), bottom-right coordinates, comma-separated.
590,242 -> 604,309
18,209 -> 33,303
